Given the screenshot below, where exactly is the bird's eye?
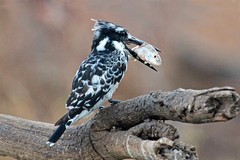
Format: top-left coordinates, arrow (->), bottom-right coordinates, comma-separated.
154,55 -> 157,58
120,31 -> 127,36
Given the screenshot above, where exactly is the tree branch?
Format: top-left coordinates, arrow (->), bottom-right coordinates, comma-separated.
0,87 -> 239,160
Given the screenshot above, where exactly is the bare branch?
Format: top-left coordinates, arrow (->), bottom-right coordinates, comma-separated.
91,86 -> 239,131
0,87 -> 239,160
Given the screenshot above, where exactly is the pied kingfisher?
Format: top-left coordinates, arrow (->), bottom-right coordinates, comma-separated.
47,19 -> 160,146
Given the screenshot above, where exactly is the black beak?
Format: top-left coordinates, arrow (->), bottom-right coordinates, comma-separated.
128,35 -> 162,52
127,35 -> 160,72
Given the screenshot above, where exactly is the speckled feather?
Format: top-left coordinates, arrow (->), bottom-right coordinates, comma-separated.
55,50 -> 128,126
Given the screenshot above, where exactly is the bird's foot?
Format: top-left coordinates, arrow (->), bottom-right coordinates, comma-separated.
108,98 -> 121,105
99,106 -> 105,110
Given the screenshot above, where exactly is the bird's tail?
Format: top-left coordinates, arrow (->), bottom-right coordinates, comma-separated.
46,108 -> 88,146
46,113 -> 69,147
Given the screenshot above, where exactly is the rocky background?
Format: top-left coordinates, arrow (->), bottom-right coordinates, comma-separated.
0,1 -> 239,160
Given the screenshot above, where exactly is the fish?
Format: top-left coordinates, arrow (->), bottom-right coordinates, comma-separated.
127,47 -> 158,72
132,43 -> 162,66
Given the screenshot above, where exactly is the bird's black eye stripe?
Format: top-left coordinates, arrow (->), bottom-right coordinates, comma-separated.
120,30 -> 127,35
119,31 -> 128,38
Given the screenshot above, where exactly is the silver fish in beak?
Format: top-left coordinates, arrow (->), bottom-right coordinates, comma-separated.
132,43 -> 162,66
126,35 -> 162,72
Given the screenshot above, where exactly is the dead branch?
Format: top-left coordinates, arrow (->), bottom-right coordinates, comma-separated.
0,87 -> 239,160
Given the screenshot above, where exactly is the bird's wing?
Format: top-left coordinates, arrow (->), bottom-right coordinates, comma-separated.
66,52 -> 127,112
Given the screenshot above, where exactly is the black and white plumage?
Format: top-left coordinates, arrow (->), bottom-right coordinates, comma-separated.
47,19 -> 160,146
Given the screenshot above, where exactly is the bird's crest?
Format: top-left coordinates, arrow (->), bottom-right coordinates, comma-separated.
91,19 -> 118,31
90,19 -> 127,44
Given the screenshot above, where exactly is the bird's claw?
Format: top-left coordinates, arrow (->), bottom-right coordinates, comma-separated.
108,98 -> 121,105
99,106 -> 105,110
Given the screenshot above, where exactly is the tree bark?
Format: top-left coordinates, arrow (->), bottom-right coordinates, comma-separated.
0,87 -> 239,160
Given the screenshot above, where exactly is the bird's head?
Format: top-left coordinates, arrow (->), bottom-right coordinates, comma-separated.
91,19 -> 161,71
91,19 -> 129,43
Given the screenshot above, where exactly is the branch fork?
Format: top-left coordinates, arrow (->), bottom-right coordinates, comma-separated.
0,87 -> 239,159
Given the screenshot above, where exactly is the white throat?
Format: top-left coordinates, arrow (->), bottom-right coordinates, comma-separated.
112,41 -> 125,52
96,37 -> 109,51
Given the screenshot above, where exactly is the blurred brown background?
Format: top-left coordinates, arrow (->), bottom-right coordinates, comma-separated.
0,0 -> 240,160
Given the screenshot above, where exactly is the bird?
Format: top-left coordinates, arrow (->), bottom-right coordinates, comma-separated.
46,19 -> 160,146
